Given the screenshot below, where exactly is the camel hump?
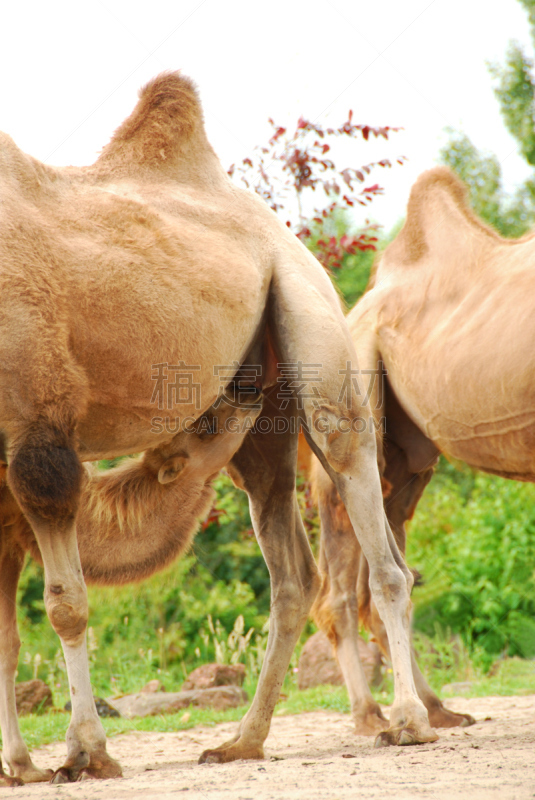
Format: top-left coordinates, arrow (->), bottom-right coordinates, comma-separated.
97,71 -> 204,170
386,166 -> 501,265
0,132 -> 58,196
410,166 -> 469,207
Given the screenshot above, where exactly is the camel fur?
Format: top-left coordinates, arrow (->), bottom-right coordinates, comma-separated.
310,166 -> 535,735
0,72 -> 435,785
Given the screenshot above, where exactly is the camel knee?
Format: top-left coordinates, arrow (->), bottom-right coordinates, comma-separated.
45,581 -> 88,645
308,404 -> 376,475
8,425 -> 83,521
368,565 -> 411,623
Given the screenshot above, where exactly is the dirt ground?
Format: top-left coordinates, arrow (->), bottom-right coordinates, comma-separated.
9,694 -> 535,799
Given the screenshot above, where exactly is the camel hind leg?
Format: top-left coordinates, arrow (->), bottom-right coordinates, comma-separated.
372,439 -> 475,729
269,267 -> 437,747
199,389 -> 320,763
313,434 -> 474,733
311,458 -> 388,735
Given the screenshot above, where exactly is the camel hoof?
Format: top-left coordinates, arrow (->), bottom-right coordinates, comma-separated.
399,729 -> 417,746
9,763 -> 53,784
0,775 -> 24,788
374,725 -> 438,748
353,713 -> 389,737
50,754 -> 122,783
51,768 -> 73,784
199,742 -> 264,764
24,768 -> 53,783
460,714 -> 476,727
428,706 -> 476,729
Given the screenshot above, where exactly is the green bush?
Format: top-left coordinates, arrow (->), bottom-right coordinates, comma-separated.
16,472 -> 270,697
408,461 -> 535,669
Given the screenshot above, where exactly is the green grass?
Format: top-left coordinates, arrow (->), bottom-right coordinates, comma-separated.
15,654 -> 535,752
18,705 -> 249,751
440,657 -> 535,698
16,685 -> 352,752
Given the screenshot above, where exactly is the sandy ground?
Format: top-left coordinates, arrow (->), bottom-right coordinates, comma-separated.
8,694 -> 535,799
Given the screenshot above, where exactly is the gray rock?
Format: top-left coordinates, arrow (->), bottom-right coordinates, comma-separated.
64,696 -> 121,718
182,663 -> 245,691
109,685 -> 248,718
140,679 -> 166,693
15,679 -> 53,715
441,681 -> 474,695
297,631 -> 383,690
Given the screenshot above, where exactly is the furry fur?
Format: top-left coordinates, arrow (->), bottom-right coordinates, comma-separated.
98,72 -> 203,170
77,457 -> 215,585
0,70 -> 435,781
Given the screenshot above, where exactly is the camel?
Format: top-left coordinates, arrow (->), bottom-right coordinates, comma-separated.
310,165 -> 534,735
0,72 -> 437,786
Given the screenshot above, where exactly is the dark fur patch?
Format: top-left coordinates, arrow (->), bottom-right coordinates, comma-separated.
8,428 -> 83,522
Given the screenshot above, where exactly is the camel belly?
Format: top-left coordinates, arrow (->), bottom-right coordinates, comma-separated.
378,282 -> 535,480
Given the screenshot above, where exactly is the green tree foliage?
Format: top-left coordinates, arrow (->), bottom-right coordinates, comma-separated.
491,0 -> 535,168
439,131 -> 532,237
440,0 -> 535,236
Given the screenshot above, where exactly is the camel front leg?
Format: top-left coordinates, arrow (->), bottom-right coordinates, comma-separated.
28,518 -> 121,783
0,542 -> 52,785
199,397 -> 320,763
7,429 -> 121,783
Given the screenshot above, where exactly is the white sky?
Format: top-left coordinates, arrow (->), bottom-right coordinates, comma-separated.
0,0 -> 532,228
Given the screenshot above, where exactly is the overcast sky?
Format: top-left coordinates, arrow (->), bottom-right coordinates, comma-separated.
1,0 -> 532,227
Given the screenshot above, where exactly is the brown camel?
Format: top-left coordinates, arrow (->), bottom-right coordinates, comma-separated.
0,73 -> 437,786
311,165 -> 533,735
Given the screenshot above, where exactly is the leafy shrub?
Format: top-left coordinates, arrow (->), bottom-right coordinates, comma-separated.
16,473 -> 270,696
408,462 -> 535,668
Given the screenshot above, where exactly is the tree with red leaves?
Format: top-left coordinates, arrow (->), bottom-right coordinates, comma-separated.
229,113 -> 404,274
